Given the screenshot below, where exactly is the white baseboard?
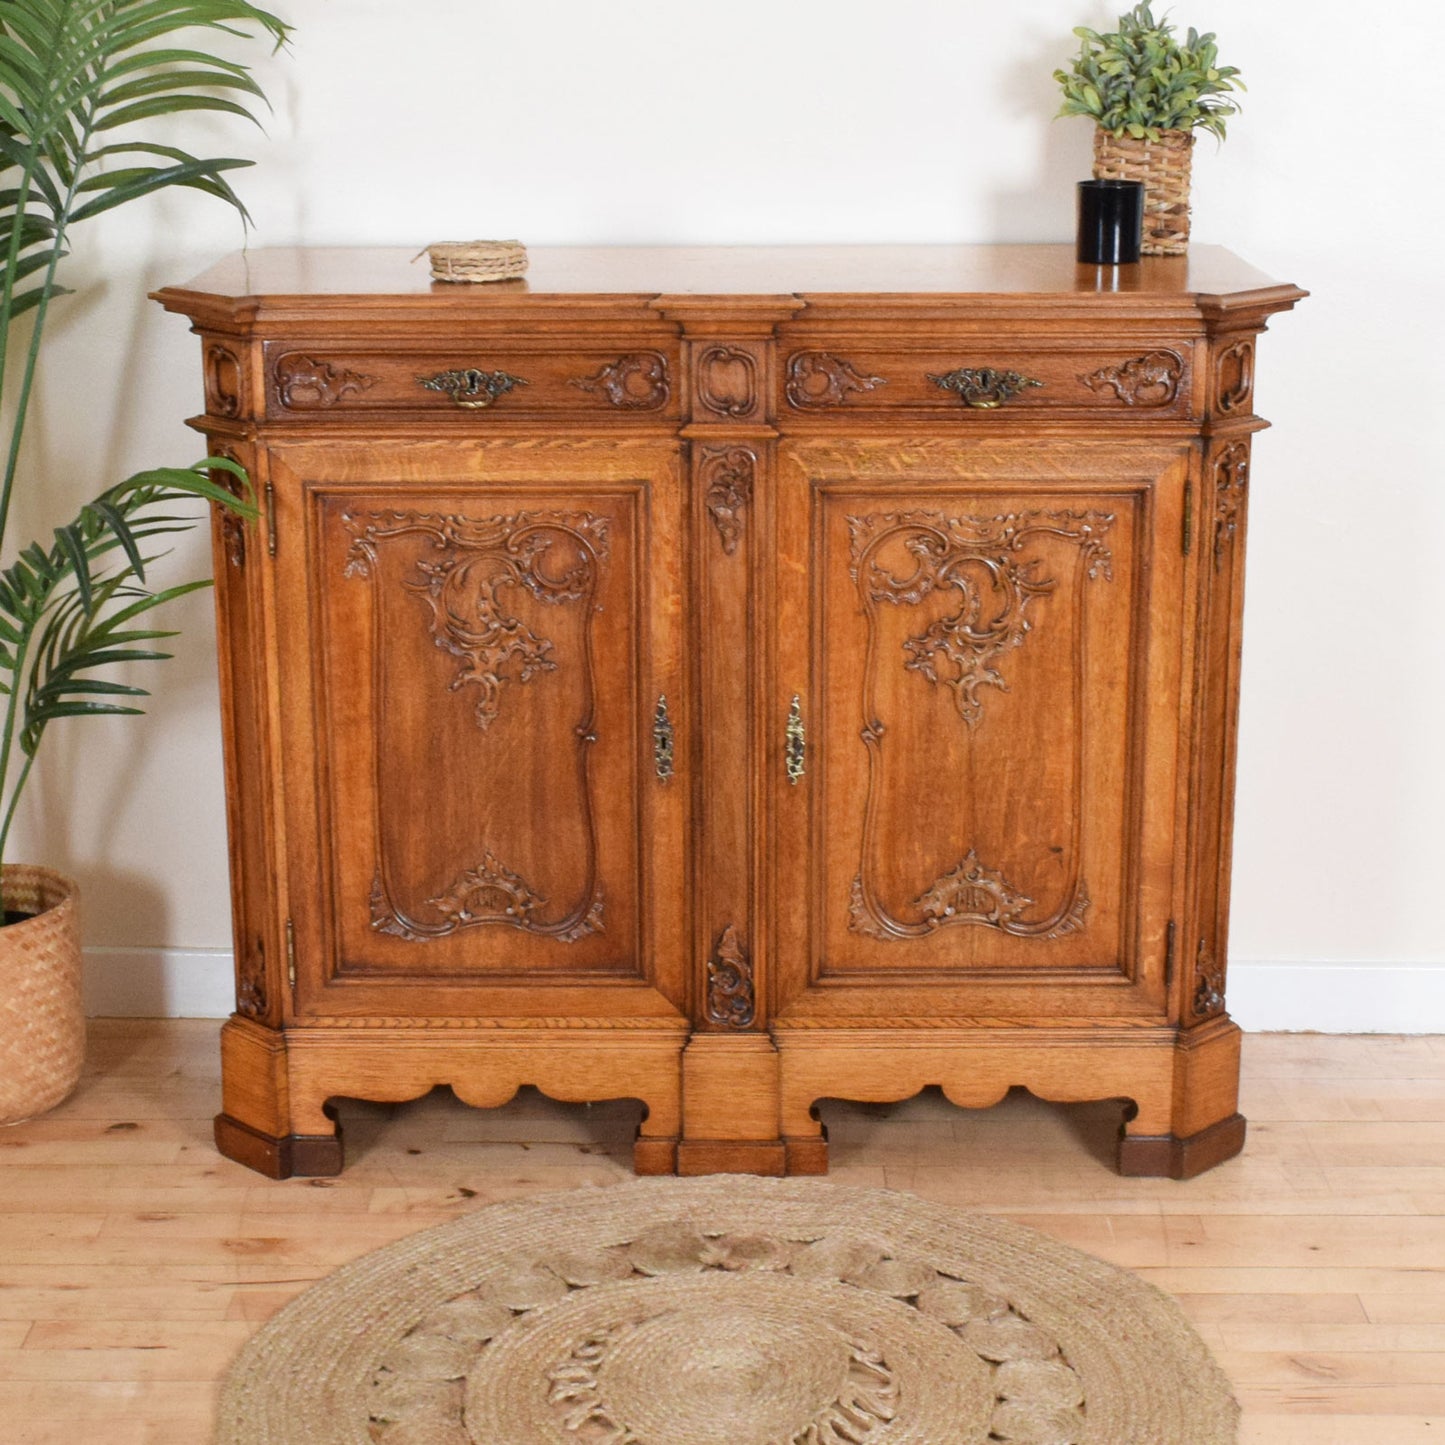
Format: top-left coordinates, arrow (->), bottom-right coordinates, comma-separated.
1226,960 -> 1445,1033
83,946 -> 235,1019
82,949 -> 1445,1033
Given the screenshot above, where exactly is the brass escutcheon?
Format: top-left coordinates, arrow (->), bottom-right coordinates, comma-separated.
417,368 -> 528,409
928,367 -> 1044,409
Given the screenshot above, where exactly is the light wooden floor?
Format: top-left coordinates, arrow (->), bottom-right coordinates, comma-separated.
1,1022 -> 1442,1443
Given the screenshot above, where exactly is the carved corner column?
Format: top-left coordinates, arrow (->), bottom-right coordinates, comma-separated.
197,331 -> 315,1171
661,299 -> 796,1173
1125,315 -> 1272,1176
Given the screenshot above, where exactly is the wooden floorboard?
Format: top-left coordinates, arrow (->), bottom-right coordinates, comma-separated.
1,1021 -> 1441,1441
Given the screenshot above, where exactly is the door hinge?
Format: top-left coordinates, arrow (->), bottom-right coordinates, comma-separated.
1182,481 -> 1193,556
265,480 -> 278,559
1164,919 -> 1177,992
285,918 -> 296,991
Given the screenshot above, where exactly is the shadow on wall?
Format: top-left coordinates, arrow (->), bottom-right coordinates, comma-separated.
987,22 -> 1097,241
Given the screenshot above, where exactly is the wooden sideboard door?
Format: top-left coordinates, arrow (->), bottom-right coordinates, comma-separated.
772,437 -> 1193,1023
269,437 -> 688,1023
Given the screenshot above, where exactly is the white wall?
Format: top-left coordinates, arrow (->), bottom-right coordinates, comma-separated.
13,0 -> 1445,1029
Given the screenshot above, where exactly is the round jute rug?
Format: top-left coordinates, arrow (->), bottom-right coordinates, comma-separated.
216,1176 -> 1237,1445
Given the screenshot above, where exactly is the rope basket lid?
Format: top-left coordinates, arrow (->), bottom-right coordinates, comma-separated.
420,240 -> 528,283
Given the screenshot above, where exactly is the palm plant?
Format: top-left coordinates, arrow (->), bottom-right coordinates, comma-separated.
0,0 -> 289,909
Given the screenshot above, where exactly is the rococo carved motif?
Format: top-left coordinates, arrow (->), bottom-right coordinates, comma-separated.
847,508 -> 1114,730
1080,349 -> 1184,407
846,507 -> 1113,944
705,923 -> 756,1028
235,936 -> 268,1018
204,344 -> 243,418
1212,439 -> 1250,569
695,344 -> 759,418
210,445 -> 247,568
699,445 -> 756,556
343,509 -> 609,733
1214,337 -> 1254,414
570,353 -> 670,411
786,352 -> 886,410
850,854 -> 1090,942
1193,937 -> 1226,1017
273,352 -> 376,409
347,507 -> 609,945
370,862 -> 604,943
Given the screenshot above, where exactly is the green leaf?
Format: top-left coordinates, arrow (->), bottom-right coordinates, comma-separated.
71,156 -> 252,223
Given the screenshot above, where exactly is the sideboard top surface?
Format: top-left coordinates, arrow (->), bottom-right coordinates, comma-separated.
155,244 -> 1304,326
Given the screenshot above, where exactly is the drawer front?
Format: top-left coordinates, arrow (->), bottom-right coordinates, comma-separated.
263,343 -> 680,422
780,344 -> 1195,421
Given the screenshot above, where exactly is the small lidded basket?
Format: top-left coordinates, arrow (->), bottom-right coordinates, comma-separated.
422,240 -> 528,283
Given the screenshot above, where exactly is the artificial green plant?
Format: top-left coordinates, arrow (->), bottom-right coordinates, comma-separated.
1054,3 -> 1243,141
0,0 -> 289,901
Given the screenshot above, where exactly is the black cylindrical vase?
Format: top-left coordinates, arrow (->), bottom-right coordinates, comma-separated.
1077,179 -> 1144,265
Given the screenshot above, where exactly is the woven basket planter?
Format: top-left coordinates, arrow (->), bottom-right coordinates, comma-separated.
1093,127 -> 1195,256
0,866 -> 84,1125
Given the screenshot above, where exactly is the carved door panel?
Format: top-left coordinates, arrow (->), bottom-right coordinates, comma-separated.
773,438 -> 1192,1020
271,438 -> 687,1021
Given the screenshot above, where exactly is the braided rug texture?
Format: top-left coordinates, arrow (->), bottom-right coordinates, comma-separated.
216,1176 -> 1238,1445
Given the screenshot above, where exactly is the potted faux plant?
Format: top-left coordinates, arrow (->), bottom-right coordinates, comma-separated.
1054,3 -> 1243,254
0,0 -> 289,1124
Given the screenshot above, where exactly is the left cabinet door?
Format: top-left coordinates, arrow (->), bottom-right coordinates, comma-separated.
267,437 -> 688,1024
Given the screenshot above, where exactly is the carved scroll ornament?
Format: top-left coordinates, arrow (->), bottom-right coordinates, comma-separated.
1193,938 -> 1226,1017
348,507 -> 609,945
571,353 -> 670,411
846,507 -> 1113,944
205,344 -> 243,417
344,509 -> 609,733
850,854 -> 1089,942
695,344 -> 759,418
236,937 -> 268,1019
700,445 -> 756,555
370,862 -> 604,943
1214,337 -> 1254,414
706,924 -> 756,1028
1213,440 -> 1250,569
847,508 -> 1114,730
1080,349 -> 1183,407
273,352 -> 376,409
786,352 -> 886,409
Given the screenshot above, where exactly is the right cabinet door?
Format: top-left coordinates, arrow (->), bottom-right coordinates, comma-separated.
772,437 -> 1193,1023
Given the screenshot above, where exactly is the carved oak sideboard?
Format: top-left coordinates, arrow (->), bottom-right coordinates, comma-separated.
155,245 -> 1303,1180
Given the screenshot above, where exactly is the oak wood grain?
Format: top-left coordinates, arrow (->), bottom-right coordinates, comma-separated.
0,1022 -> 1437,1444
154,246 -> 1303,1179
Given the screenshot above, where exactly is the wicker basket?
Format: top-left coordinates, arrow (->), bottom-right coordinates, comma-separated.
0,866 -> 84,1125
423,240 -> 528,284
1093,128 -> 1195,256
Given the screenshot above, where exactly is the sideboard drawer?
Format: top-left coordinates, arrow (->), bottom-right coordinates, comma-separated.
780,343 -> 1196,420
262,342 -> 680,422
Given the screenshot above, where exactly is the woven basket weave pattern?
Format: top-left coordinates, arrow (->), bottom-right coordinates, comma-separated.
217,1176 -> 1241,1444
0,866 -> 84,1125
1093,128 -> 1195,256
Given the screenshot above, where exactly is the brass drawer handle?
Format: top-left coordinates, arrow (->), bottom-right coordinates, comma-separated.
929,367 -> 1043,409
653,694 -> 675,780
417,367 -> 528,409
785,694 -> 806,785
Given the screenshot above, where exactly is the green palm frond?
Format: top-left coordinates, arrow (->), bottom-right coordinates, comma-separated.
0,3 -> 288,878
0,1 -> 290,531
